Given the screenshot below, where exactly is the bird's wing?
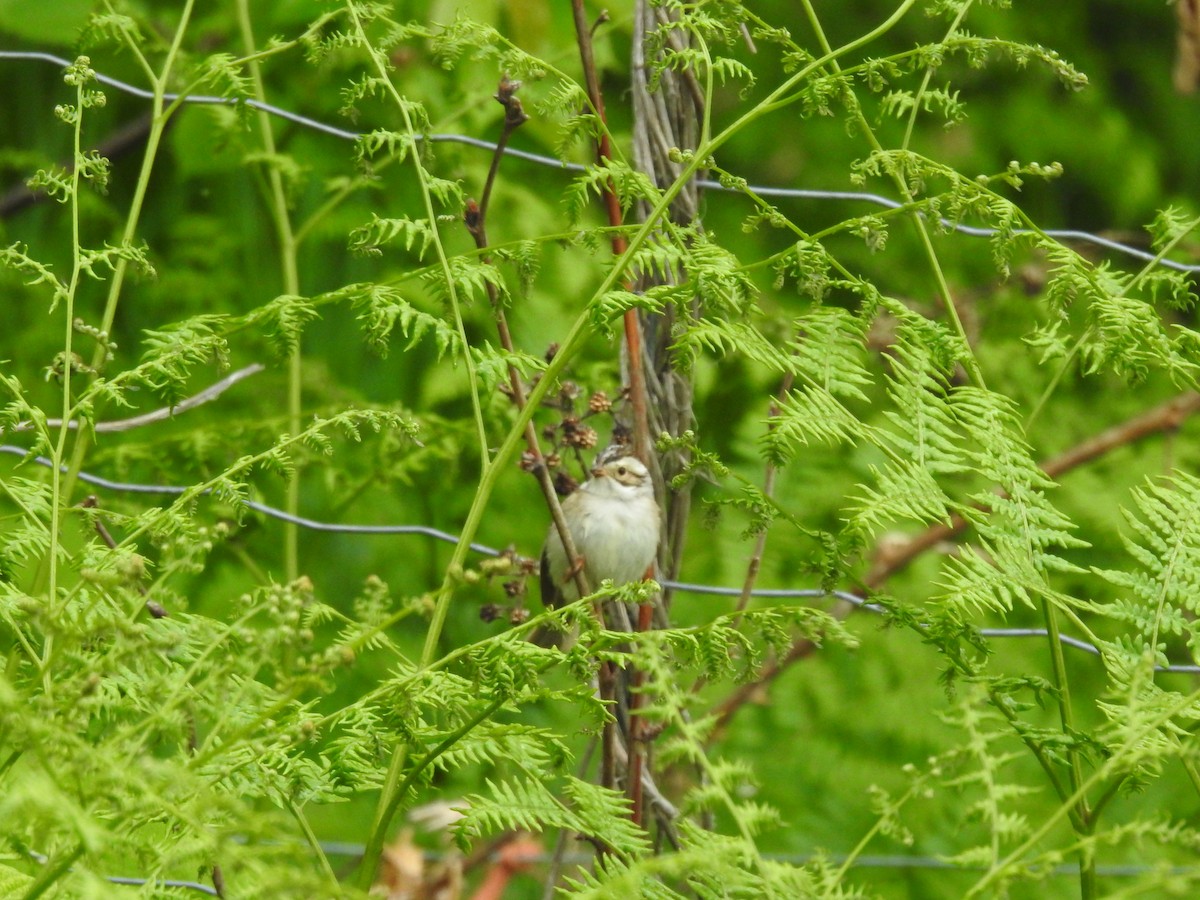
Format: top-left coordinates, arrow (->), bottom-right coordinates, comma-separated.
540,545 -> 565,609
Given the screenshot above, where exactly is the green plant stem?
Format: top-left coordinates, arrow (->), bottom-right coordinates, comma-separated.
21,844 -> 84,900
965,685 -> 1200,898
1086,772 -> 1127,828
799,0 -> 986,391
1183,755 -> 1200,800
832,777 -> 925,883
900,1 -> 973,152
59,0 -> 197,514
1025,331 -> 1087,430
1041,598 -> 1084,796
95,1 -> 193,345
237,0 -> 303,582
1039,596 -> 1095,897
40,66 -> 90,689
345,4 -> 489,474
986,683 -> 1074,806
379,693 -> 509,837
287,799 -> 341,890
0,749 -> 21,780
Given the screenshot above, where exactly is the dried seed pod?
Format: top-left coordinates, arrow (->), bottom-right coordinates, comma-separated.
588,390 -> 612,414
576,426 -> 598,449
479,603 -> 505,623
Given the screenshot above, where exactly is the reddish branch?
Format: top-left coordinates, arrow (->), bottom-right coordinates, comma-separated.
465,79 -> 633,810
570,0 -> 651,462
467,834 -> 540,900
711,390 -> 1200,732
570,0 -> 659,824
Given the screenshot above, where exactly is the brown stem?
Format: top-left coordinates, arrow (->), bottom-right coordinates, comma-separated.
627,580 -> 657,827
734,375 -> 793,616
464,81 -> 591,606
478,75 -> 527,224
689,376 -> 792,703
710,389 -> 1200,733
466,78 -> 623,806
599,662 -> 619,793
570,0 -> 651,461
570,0 -> 656,804
80,495 -> 166,617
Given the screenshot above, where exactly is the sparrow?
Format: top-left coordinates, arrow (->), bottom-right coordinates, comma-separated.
540,455 -> 661,611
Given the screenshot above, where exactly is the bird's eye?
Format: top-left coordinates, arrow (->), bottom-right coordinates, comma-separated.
617,466 -> 627,476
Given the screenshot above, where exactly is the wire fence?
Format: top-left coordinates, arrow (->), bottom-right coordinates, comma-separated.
2,443 -> 1197,675
1,50 -> 1198,274
3,46 -> 1200,893
2,51 -> 1194,667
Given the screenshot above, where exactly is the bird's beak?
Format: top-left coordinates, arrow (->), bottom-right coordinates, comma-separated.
589,466 -> 605,479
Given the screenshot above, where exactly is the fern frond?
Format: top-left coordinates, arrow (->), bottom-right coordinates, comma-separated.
846,459 -> 954,537
565,160 -> 661,226
254,294 -> 322,357
456,777 -> 570,841
348,214 -> 435,258
674,318 -> 789,371
333,282 -> 462,357
1095,472 -> 1200,668
785,306 -> 873,400
761,385 -> 864,461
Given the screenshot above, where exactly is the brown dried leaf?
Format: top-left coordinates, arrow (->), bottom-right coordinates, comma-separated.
371,830 -> 462,900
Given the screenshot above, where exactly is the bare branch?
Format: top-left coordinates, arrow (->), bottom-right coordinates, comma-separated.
9,364 -> 266,435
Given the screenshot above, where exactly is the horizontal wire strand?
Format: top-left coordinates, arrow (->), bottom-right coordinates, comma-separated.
3,444 -> 1197,675
2,50 -> 1198,273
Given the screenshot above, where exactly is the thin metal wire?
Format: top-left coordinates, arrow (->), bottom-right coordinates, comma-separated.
105,876 -> 219,895
0,445 -> 499,556
2,50 -> 1198,273
4,443 -> 1198,675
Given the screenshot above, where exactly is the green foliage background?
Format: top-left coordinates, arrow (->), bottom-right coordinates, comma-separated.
2,1 -> 1200,897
